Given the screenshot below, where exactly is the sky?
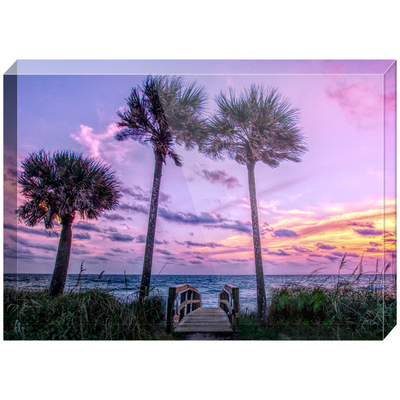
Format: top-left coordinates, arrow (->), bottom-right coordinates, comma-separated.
3,60 -> 397,275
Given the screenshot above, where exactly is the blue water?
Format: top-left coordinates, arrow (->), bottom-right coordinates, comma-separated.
4,273 -> 397,311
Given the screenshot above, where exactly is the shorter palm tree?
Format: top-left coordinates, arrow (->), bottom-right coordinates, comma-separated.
16,150 -> 121,297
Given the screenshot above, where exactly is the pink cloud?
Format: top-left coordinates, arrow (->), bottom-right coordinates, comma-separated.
348,221 -> 375,229
353,229 -> 383,236
199,168 -> 242,189
315,242 -> 337,250
70,123 -> 128,163
325,76 -> 383,129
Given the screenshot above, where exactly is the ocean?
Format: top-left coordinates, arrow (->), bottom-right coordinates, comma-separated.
4,273 -> 397,311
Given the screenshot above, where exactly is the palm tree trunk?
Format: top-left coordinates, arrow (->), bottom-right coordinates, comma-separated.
247,161 -> 268,323
49,215 -> 74,297
140,152 -> 163,299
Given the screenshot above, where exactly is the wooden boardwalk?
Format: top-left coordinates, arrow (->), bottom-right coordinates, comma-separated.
174,307 -> 233,334
166,283 -> 240,337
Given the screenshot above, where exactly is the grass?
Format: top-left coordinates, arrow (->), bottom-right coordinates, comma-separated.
3,287 -> 172,340
237,288 -> 396,340
237,257 -> 397,340
4,283 -> 395,340
4,256 -> 396,340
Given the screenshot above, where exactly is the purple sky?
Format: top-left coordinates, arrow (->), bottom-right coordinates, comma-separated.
3,60 -> 397,275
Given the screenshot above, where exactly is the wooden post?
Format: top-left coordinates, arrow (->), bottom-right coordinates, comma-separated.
218,284 -> 240,325
167,284 -> 202,332
225,291 -> 231,322
193,292 -> 198,310
187,291 -> 192,314
232,287 -> 240,325
166,287 -> 177,333
179,292 -> 186,321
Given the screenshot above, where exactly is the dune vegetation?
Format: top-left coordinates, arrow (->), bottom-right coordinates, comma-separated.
3,287 -> 169,340
236,262 -> 396,340
4,267 -> 396,341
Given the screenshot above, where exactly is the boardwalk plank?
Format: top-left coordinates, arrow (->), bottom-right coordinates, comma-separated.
174,307 -> 233,334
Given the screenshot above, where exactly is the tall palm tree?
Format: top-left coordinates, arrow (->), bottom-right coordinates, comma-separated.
16,150 -> 121,297
115,75 -> 208,298
203,85 -> 307,323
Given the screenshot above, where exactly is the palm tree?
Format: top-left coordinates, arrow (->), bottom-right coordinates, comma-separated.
203,85 -> 307,323
115,75 -> 208,298
16,150 -> 121,297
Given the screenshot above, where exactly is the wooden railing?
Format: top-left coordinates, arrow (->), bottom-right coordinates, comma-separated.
218,284 -> 240,325
166,284 -> 201,333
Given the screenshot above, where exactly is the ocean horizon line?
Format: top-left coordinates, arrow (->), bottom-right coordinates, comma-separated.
4,272 -> 397,276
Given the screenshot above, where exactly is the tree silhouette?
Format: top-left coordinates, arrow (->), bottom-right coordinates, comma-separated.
115,75 -> 208,298
203,85 -> 307,322
16,150 -> 121,297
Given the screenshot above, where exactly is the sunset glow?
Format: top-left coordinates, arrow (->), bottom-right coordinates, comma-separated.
3,60 -> 397,276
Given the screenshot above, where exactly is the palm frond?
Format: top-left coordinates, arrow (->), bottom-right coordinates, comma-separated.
204,84 -> 307,168
167,149 -> 183,167
16,150 -> 122,228
115,75 -> 208,164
